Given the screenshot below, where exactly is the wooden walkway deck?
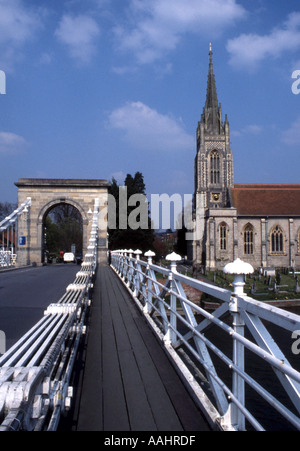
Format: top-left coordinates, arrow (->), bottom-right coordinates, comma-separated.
68,264 -> 210,432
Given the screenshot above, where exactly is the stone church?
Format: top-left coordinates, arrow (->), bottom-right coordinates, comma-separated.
191,46 -> 300,271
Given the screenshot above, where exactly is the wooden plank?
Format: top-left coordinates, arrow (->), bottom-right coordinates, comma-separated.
133,316 -> 211,431
75,267 -> 103,431
76,265 -> 211,432
109,271 -> 184,431
109,269 -> 210,431
102,266 -> 157,431
100,268 -> 130,431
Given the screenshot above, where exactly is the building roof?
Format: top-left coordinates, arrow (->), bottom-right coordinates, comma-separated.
231,184 -> 300,216
15,178 -> 110,188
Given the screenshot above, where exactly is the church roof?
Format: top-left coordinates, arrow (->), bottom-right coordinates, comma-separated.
231,184 -> 300,216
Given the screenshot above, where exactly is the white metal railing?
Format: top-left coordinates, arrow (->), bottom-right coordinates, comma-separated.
0,199 -> 99,431
111,249 -> 300,431
0,197 -> 31,268
0,250 -> 17,267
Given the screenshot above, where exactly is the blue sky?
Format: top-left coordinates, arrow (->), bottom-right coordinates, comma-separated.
0,0 -> 300,203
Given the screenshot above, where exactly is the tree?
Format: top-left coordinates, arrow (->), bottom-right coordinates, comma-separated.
153,235 -> 168,259
0,202 -> 17,222
44,204 -> 83,256
175,225 -> 188,256
108,172 -> 155,252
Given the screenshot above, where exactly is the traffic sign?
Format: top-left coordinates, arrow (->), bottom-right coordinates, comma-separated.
19,236 -> 26,246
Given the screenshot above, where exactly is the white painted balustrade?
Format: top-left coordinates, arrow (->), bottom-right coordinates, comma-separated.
0,199 -> 99,431
0,198 -> 31,268
111,250 -> 300,431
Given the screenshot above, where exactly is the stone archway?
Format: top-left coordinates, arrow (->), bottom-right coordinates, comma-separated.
39,199 -> 86,263
15,179 -> 109,265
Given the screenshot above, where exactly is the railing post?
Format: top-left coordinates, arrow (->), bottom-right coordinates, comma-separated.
224,258 -> 254,431
165,252 -> 181,346
133,250 -> 142,296
122,250 -> 128,281
144,250 -> 155,314
119,250 -> 125,276
127,249 -> 134,288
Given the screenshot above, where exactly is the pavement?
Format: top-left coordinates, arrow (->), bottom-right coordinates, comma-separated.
0,264 -> 79,351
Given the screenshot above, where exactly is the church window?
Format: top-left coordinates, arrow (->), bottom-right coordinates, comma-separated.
219,223 -> 228,251
210,151 -> 220,185
297,229 -> 300,254
271,226 -> 284,254
244,224 -> 254,255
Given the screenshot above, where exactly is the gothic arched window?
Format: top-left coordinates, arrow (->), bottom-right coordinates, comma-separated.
210,151 -> 220,185
244,224 -> 254,255
219,222 -> 228,251
271,225 -> 284,254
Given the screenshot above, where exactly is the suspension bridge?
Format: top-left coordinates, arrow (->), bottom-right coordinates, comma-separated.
0,192 -> 300,431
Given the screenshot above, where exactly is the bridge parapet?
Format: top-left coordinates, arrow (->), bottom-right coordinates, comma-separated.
0,199 -> 99,431
111,250 -> 300,431
0,197 -> 31,268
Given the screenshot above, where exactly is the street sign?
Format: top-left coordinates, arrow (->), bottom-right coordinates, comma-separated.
19,236 -> 26,246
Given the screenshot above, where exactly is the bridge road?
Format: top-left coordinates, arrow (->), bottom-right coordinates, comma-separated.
0,265 -> 79,352
68,264 -> 211,432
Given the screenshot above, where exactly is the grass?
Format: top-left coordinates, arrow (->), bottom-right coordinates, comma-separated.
204,270 -> 300,301
152,260 -> 300,303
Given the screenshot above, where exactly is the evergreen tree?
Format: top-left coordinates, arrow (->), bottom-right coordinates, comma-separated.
108,172 -> 155,252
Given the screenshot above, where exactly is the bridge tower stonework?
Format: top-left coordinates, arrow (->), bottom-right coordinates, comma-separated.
15,178 -> 109,266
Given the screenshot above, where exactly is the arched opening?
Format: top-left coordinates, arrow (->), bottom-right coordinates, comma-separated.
270,225 -> 284,254
219,222 -> 228,251
210,150 -> 221,185
42,203 -> 83,264
243,223 -> 254,255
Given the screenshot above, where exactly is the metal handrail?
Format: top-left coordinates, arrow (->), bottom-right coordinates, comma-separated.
111,250 -> 300,431
0,197 -> 31,268
0,199 -> 99,431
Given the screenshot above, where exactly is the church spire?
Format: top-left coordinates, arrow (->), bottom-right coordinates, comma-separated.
203,43 -> 223,134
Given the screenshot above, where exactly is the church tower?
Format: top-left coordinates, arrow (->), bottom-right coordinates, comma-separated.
195,44 -> 233,209
192,45 -> 234,265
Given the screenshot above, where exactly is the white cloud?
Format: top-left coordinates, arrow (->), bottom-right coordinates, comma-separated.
232,124 -> 263,137
39,52 -> 53,65
108,101 -> 194,152
114,0 -> 246,64
0,0 -> 42,71
0,132 -> 28,155
55,14 -> 101,65
227,12 -> 300,70
282,116 -> 300,145
243,124 -> 263,135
